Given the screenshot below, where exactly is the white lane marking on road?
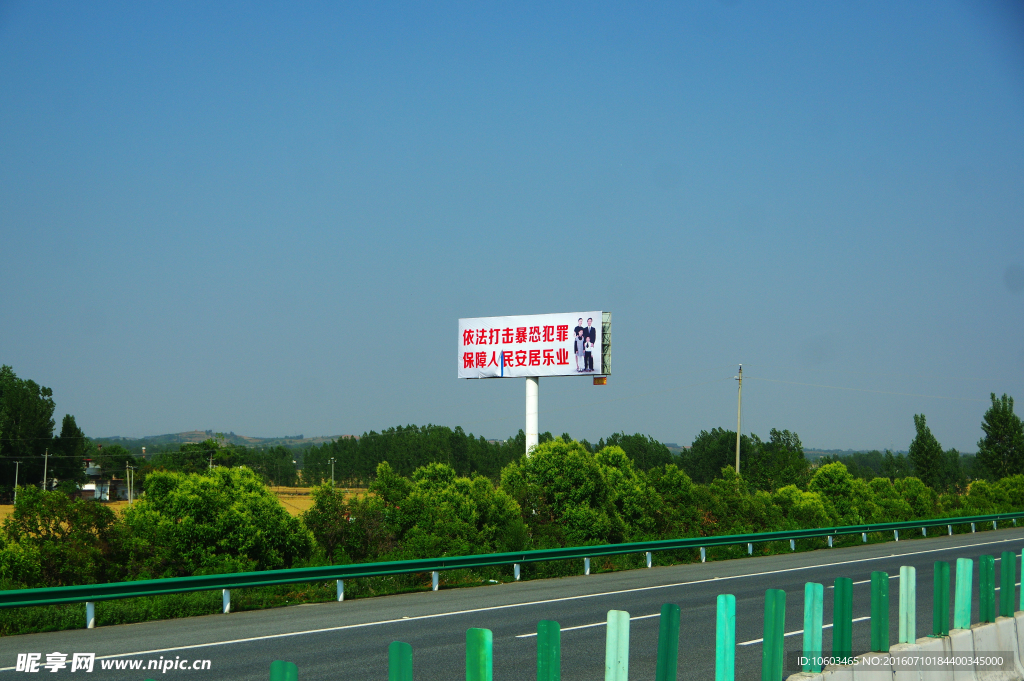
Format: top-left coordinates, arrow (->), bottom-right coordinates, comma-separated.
828,575 -> 900,588
515,613 -> 661,638
2,534 -> 1018,668
738,617 -> 871,646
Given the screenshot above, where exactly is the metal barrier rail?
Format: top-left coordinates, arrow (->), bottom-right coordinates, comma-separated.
2,510 -> 1022,610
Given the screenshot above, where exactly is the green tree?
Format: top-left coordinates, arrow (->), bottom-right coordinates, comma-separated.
114,467 -> 311,579
808,462 -> 857,523
881,450 -> 912,480
680,428 -> 758,484
745,429 -> 810,492
301,483 -> 352,563
598,433 -> 674,471
594,446 -> 662,539
0,366 -> 56,495
907,414 -> 943,490
1,486 -> 115,587
49,415 -> 90,488
977,394 -> 1024,480
500,439 -> 623,547
92,443 -> 137,478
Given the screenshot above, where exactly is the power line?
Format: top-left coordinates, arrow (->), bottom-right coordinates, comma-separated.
744,376 -> 988,403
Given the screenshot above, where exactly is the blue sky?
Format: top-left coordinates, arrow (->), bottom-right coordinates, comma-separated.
1,1 -> 1022,452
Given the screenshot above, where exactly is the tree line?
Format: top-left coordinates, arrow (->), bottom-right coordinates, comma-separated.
3,362 -> 1024,499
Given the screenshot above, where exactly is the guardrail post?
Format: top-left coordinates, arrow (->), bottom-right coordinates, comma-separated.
1001,551 -> 1016,617
336,579 -> 344,602
761,589 -> 785,681
646,552 -> 652,568
466,628 -> 493,681
432,571 -> 439,591
894,530 -> 899,542
862,533 -> 867,543
934,561 -> 950,636
269,660 -> 298,681
833,577 -> 853,663
700,547 -> 706,563
993,520 -> 998,530
537,620 -> 560,681
1020,553 -> 1024,612
514,564 -> 521,581
972,522 -> 976,533
827,535 -> 832,548
870,571 -> 889,652
922,527 -> 926,537
85,602 -> 95,629
948,524 -> 952,535
389,641 -> 412,681
980,554 -> 995,623
655,603 -> 680,681
604,610 -> 630,681
584,558 -> 590,575
790,539 -> 795,551
899,566 -> 916,643
748,543 -> 753,555
222,589 -> 230,614
954,557 -> 973,629
716,594 -> 736,681
802,583 -> 823,673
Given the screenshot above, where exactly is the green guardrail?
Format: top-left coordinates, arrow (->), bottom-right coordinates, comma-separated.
1,511 -> 1022,610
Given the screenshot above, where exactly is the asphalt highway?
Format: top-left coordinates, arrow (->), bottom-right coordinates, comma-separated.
3,527 -> 1023,680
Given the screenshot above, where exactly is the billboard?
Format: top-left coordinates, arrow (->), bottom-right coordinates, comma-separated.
458,312 -> 610,379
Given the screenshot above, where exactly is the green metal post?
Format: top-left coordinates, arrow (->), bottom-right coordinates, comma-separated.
467,628 -> 493,681
870,571 -> 889,653
389,642 -> 412,681
537,620 -> 560,681
980,555 -> 995,623
716,594 -> 736,681
604,610 -> 630,681
802,582 -> 823,672
761,589 -> 786,681
269,661 -> 298,681
1020,553 -> 1024,613
833,577 -> 853,664
1001,551 -> 1016,618
933,561 -> 950,636
655,603 -> 680,681
954,557 -> 973,630
899,566 -> 916,643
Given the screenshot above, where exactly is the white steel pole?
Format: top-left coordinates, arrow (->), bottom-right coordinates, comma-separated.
525,377 -> 539,455
13,462 -> 19,503
42,448 -> 48,490
735,365 -> 742,475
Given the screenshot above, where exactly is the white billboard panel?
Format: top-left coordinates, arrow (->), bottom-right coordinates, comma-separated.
458,312 -> 605,379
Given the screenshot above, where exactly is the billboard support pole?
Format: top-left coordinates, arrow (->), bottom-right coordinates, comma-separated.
526,377 -> 539,454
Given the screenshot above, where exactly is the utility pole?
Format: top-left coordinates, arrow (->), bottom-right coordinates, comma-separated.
126,463 -> 134,504
42,448 -> 49,490
329,458 -> 336,487
735,364 -> 743,475
13,461 -> 20,503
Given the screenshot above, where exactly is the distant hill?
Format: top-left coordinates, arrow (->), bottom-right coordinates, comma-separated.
804,448 -> 909,461
94,431 -> 350,450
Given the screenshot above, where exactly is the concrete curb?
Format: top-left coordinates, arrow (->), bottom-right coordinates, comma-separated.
786,617 -> 1024,681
